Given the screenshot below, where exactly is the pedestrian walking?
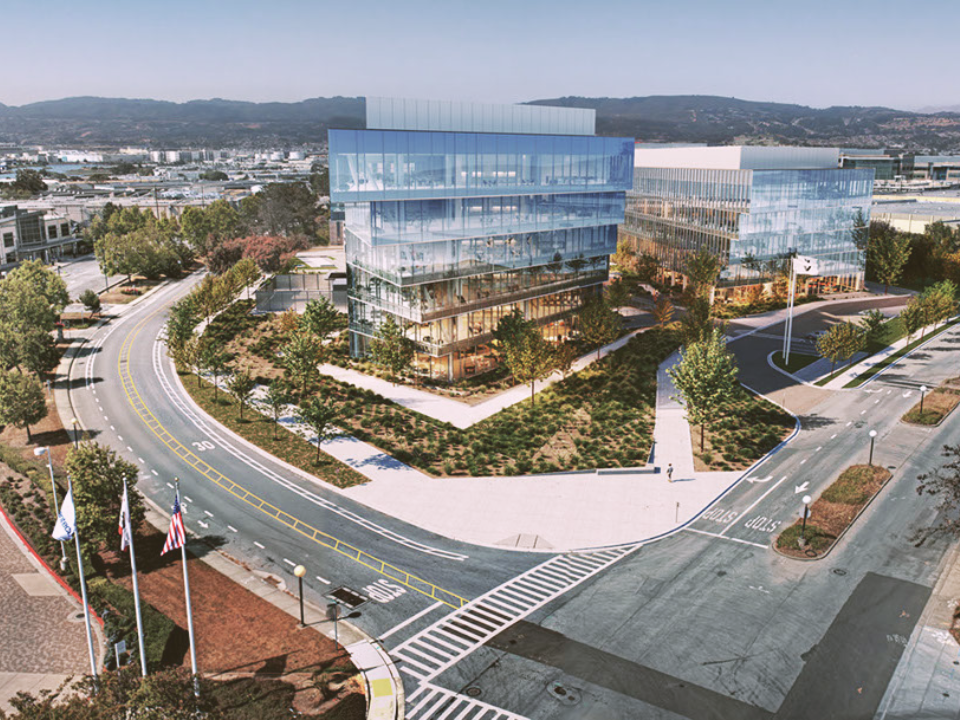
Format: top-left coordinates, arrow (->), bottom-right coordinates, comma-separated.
667,463 -> 674,482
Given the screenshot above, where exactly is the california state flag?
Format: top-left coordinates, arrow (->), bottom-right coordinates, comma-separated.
118,485 -> 132,552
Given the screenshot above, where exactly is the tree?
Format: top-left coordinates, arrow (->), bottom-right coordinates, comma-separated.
858,308 -> 886,344
816,322 -> 865,373
900,297 -> 925,342
578,297 -> 622,359
851,208 -> 870,252
165,298 -> 200,365
667,327 -> 739,452
79,288 -> 101,318
262,378 -> 290,440
242,182 -> 320,239
636,252 -> 661,284
205,237 -> 245,274
501,328 -> 556,406
18,331 -> 60,377
679,296 -> 715,346
200,345 -> 229,402
200,169 -> 228,181
66,442 -> 143,553
280,332 -> 324,397
604,279 -> 631,309
683,248 -> 722,300
653,295 -> 675,328
297,397 -> 340,464
555,340 -> 579,379
0,371 -> 47,442
920,280 -> 957,333
302,296 -> 340,340
4,260 -> 69,313
3,169 -> 47,197
915,444 -> 960,543
232,257 -> 261,299
611,237 -> 638,274
370,316 -> 416,382
227,368 -> 256,420
869,223 -> 912,294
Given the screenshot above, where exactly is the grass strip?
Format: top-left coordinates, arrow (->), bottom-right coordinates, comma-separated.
844,317 -> 960,389
772,351 -> 818,374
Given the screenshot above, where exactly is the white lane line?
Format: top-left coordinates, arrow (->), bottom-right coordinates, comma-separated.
227,525 -> 238,533
831,434 -> 838,439
166,482 -> 174,489
861,410 -> 866,415
152,470 -> 159,476
204,510 -> 214,517
253,541 -> 266,549
197,520 -> 209,529
110,425 -> 116,431
846,421 -> 853,427
315,575 -> 331,585
283,558 -> 296,567
118,435 -> 123,441
720,476 -> 789,537
138,457 -> 145,463
126,446 -> 133,452
800,459 -> 807,465
184,496 -> 194,503
380,601 -> 445,641
686,528 -> 770,549
875,399 -> 880,404
103,415 -> 108,421
816,446 -> 823,451
98,405 -> 103,411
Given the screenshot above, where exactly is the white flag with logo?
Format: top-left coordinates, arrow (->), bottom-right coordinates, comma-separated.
52,488 -> 76,541
118,485 -> 131,552
792,255 -> 820,276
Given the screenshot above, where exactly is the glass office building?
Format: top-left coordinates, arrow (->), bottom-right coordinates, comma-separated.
330,99 -> 633,381
620,146 -> 874,296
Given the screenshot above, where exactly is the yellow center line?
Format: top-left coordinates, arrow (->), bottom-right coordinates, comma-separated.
116,300 -> 467,609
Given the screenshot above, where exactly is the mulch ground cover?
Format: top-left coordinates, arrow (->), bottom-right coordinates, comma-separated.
902,378 -> 960,426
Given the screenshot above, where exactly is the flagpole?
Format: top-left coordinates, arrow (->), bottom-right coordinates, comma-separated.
176,479 -> 200,696
784,258 -> 797,366
69,477 -> 99,682
123,478 -> 148,676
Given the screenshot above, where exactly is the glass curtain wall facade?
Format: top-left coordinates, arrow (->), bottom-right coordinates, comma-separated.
620,167 -> 874,294
330,128 -> 633,381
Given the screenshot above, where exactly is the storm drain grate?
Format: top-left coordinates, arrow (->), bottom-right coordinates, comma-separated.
329,586 -> 366,609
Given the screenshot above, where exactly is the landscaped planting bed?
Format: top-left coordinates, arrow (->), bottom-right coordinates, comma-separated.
901,378 -> 960,426
776,464 -> 891,559
691,392 -> 795,471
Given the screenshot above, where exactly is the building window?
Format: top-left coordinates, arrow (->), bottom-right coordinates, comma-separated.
48,225 -> 58,239
2,232 -> 13,248
61,222 -> 70,236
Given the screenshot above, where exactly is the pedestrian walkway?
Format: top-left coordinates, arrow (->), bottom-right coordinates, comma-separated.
318,329 -> 643,430
653,350 -> 695,482
0,494 -> 97,714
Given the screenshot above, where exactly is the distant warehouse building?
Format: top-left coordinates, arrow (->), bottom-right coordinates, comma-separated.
619,145 -> 874,298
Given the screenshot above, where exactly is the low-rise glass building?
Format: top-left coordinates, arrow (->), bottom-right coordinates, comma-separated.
329,99 -> 633,381
620,146 -> 874,296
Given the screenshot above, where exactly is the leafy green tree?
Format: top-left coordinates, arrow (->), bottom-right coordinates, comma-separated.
611,237 -> 638,274
578,296 -> 622,359
501,327 -> 556,406
281,331 -> 324,397
18,331 -> 60,377
816,322 -> 865,373
200,345 -> 229,402
302,296 -> 340,339
900,297 -> 925,342
227,368 -> 256,420
5,260 -> 69,313
555,340 -> 579,379
179,205 -> 212,254
262,378 -> 290,440
920,280 -> 957,335
0,371 -> 47,442
858,308 -> 886,343
679,296 -> 715,346
636,252 -> 661,284
925,221 -> 959,256
869,223 -> 912,294
604,279 -> 631,309
200,169 -> 229,181
65,443 -> 143,553
297,397 -> 340,464
3,169 -> 47,197
370,316 -> 416,382
165,297 -> 200,364
232,257 -> 261,298
309,167 -> 330,196
242,183 -> 319,239
667,327 -> 739,452
683,248 -> 722,300
79,288 -> 101,317
492,308 -> 531,358
915,444 -> 960,542
653,295 -> 675,328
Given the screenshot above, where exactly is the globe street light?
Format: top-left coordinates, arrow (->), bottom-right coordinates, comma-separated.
34,446 -> 67,569
868,429 -> 878,467
293,565 -> 306,628
70,417 -> 80,449
920,385 -> 929,415
799,495 -> 813,547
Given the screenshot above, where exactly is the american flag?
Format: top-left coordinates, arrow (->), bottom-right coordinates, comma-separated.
161,492 -> 186,555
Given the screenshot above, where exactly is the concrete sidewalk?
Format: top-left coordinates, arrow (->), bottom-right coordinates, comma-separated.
319,328 -> 644,430
653,349 -> 696,482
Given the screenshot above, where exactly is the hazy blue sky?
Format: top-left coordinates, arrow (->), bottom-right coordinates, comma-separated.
3,0 -> 956,110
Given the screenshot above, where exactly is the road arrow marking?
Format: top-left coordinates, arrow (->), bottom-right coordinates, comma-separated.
795,481 -> 810,494
197,520 -> 209,529
747,475 -> 773,484
904,391 -> 912,398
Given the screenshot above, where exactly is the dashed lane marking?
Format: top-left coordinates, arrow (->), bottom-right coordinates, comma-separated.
800,459 -> 807,465
227,525 -> 238,533
166,482 -> 174,489
283,558 -> 296,567
315,575 -> 331,585
151,470 -> 159,476
204,510 -> 214,517
816,446 -> 822,451
138,457 -> 145,464
831,434 -> 838,439
254,541 -> 265,549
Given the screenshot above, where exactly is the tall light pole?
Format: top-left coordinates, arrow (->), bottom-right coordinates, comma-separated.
799,495 -> 812,547
920,385 -> 928,415
34,446 -> 67,569
294,565 -> 306,628
70,417 -> 80,449
327,599 -> 341,649
868,429 -> 878,467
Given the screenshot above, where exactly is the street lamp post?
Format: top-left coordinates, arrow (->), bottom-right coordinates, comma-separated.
920,385 -> 928,415
799,495 -> 812,547
327,599 -> 341,648
294,565 -> 306,628
868,429 -> 878,467
34,446 -> 67,570
70,418 -> 80,449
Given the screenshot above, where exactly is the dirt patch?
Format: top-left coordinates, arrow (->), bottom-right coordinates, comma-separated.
902,382 -> 960,426
101,277 -> 163,304
777,464 -> 891,559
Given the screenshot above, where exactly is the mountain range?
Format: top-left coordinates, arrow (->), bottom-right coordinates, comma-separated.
1,95 -> 958,153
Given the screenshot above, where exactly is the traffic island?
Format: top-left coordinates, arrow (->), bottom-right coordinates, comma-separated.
901,379 -> 960,427
775,464 -> 892,559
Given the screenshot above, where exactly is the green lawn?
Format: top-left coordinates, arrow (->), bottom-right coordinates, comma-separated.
772,351 -> 818,374
844,317 -> 960,388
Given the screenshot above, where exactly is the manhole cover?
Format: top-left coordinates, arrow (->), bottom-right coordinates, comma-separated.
547,681 -> 581,706
329,586 -> 366,609
465,687 -> 481,697
832,568 -> 848,576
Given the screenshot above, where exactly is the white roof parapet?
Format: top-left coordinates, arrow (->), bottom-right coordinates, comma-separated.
633,145 -> 841,170
365,97 -> 595,136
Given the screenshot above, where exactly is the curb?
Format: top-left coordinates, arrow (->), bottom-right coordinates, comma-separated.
851,316 -> 960,390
